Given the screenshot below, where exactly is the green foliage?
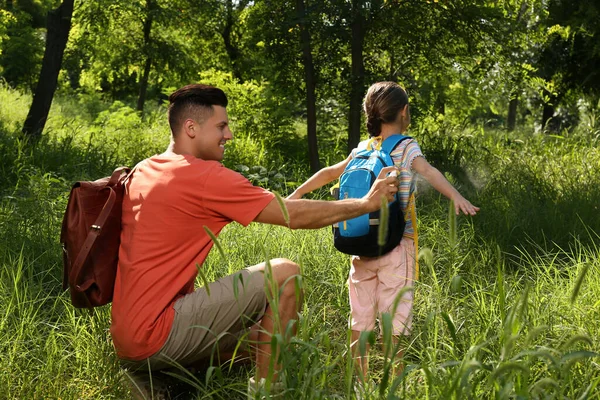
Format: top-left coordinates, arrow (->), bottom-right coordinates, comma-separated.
234,164 -> 288,192
197,69 -> 294,146
193,69 -> 300,183
63,0 -> 233,101
0,0 -> 598,142
0,81 -> 30,132
474,129 -> 600,254
0,8 -> 44,89
0,10 -> 13,49
542,0 -> 600,98
53,89 -> 114,123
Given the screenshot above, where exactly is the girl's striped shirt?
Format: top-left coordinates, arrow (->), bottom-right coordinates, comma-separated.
356,136 -> 424,239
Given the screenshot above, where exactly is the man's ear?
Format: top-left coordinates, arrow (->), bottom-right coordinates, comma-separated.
183,118 -> 196,138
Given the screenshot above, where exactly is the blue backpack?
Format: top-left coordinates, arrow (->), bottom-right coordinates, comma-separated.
333,134 -> 411,257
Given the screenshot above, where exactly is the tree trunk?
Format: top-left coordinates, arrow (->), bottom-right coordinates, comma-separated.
507,95 -> 518,131
221,0 -> 242,82
434,77 -> 445,115
22,0 -> 74,139
388,47 -> 397,81
136,57 -> 152,113
435,94 -> 445,115
136,0 -> 154,113
542,102 -> 555,132
296,0 -> 319,173
348,3 -> 366,154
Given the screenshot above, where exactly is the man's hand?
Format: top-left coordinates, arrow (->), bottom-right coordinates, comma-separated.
256,166 -> 399,229
363,166 -> 399,212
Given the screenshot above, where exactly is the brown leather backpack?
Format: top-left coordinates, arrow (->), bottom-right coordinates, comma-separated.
60,166 -> 132,308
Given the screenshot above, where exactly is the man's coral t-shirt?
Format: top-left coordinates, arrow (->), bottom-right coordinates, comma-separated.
110,154 -> 275,360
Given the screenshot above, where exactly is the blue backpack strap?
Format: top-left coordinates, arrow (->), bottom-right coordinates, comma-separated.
380,134 -> 411,155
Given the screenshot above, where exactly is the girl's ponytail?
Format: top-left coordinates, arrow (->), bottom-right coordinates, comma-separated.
366,117 -> 382,136
363,82 -> 409,137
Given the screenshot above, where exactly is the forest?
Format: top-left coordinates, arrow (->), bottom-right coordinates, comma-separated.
0,0 -> 599,399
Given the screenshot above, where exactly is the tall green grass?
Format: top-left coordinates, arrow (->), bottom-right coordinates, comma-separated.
0,84 -> 598,399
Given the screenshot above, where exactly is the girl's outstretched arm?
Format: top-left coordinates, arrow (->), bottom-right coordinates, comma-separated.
287,155 -> 352,199
412,157 -> 480,216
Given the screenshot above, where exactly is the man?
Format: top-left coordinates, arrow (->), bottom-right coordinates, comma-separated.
110,84 -> 399,398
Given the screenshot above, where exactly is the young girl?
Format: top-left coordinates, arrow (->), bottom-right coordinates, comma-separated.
287,81 -> 479,388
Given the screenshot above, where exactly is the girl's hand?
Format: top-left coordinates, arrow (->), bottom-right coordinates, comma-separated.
287,191 -> 303,200
452,194 -> 480,216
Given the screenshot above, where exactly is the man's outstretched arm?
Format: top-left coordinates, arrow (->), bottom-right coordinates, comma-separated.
255,166 -> 399,229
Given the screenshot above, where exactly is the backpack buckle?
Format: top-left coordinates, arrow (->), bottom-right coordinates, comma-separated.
91,225 -> 101,231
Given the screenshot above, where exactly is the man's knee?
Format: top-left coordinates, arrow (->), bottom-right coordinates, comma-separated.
248,258 -> 299,277
270,258 -> 300,277
269,258 -> 301,297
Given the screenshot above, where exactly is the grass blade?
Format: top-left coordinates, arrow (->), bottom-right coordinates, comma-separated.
378,195 -> 389,248
571,263 -> 590,304
273,191 -> 290,227
195,263 -> 211,297
448,199 -> 457,247
203,225 -> 226,259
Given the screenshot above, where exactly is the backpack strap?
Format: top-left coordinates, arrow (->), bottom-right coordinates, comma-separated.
381,134 -> 411,155
408,193 -> 419,280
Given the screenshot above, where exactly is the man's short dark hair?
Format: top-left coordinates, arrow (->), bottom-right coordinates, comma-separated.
168,84 -> 228,135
